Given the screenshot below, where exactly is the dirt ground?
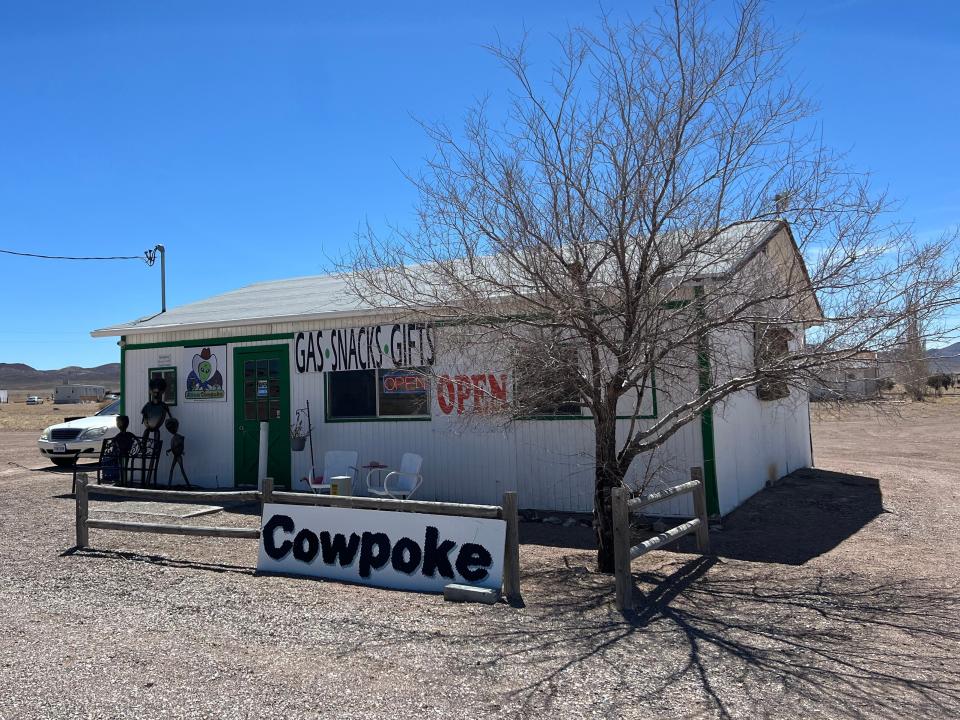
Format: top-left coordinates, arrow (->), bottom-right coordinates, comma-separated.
0,400 -> 105,432
0,400 -> 957,719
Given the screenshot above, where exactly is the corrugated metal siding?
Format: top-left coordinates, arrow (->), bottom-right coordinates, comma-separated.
710,329 -> 813,516
124,328 -> 708,514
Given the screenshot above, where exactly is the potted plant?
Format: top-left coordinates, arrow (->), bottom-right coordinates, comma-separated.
290,411 -> 308,451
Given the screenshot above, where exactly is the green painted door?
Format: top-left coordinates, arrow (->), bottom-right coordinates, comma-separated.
233,345 -> 291,488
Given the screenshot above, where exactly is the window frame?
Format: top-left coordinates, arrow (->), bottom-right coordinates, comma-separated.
147,366 -> 178,406
754,324 -> 793,402
323,367 -> 432,423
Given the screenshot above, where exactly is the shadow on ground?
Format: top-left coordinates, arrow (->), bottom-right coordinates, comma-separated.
466,555 -> 960,719
62,546 -> 256,576
517,467 -> 886,565
711,467 -> 886,564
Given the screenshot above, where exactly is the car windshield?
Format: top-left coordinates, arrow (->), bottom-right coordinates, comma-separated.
96,399 -> 121,416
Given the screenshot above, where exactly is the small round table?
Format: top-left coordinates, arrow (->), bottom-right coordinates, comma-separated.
363,461 -> 389,494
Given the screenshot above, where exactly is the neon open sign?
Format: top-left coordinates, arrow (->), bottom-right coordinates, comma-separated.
381,371 -> 428,395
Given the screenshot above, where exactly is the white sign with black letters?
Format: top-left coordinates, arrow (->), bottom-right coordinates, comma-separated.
257,504 -> 506,593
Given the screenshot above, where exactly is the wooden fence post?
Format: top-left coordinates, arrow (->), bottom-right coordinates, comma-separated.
75,473 -> 89,548
262,476 -> 273,506
690,467 -> 711,554
502,491 -> 521,601
611,487 -> 632,611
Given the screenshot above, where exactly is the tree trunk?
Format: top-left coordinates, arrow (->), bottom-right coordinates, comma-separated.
593,412 -> 621,573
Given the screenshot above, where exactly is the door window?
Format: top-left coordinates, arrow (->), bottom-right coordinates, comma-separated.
244,358 -> 282,421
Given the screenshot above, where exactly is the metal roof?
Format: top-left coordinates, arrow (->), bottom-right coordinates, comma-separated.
91,273 -> 387,337
92,220 -> 795,338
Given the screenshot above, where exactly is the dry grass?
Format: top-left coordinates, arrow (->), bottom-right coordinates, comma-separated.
809,392 -> 960,423
0,401 -> 105,432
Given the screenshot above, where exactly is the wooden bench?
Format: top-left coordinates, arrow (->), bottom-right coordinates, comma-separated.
71,436 -> 163,494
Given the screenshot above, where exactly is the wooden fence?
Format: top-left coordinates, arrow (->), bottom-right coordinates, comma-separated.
611,467 -> 711,611
73,474 -> 521,601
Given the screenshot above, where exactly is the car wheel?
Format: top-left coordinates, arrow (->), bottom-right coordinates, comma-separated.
51,457 -> 75,468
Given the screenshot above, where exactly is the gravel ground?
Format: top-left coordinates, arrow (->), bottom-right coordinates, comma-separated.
0,402 -> 958,719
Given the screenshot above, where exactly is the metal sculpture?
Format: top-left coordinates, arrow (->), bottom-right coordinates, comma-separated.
113,414 -> 137,486
141,377 -> 173,440
139,377 -> 172,486
164,417 -> 190,487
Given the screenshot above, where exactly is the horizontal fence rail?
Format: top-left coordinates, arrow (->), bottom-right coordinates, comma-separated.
85,519 -> 261,539
73,473 -> 521,601
89,484 -> 262,505
612,467 -> 711,611
268,489 -> 503,519
627,479 -> 702,513
629,518 -> 702,561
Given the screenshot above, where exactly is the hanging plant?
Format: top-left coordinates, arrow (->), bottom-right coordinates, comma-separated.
290,408 -> 309,451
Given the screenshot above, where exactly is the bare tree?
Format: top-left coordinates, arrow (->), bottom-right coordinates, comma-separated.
345,0 -> 960,572
896,293 -> 929,400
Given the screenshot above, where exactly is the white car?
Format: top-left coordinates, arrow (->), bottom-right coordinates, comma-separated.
38,398 -> 121,467
26,396 -> 43,405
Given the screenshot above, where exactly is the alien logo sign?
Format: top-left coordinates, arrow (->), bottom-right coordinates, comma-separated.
185,346 -> 226,400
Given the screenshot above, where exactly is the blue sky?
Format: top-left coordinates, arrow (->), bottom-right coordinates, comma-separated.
1,1 -> 958,369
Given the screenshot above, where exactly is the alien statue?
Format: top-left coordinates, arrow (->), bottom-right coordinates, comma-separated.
164,417 -> 190,487
113,414 -> 137,486
140,377 -> 173,485
141,377 -> 173,441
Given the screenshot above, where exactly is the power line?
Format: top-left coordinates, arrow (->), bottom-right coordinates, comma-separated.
0,248 -> 153,263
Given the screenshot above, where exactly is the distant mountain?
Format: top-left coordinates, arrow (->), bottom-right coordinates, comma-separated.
0,363 -> 120,391
927,342 -> 960,374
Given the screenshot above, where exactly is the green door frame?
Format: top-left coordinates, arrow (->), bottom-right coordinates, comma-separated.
233,344 -> 292,488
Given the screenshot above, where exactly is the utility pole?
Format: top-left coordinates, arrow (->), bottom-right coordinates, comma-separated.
156,244 -> 166,313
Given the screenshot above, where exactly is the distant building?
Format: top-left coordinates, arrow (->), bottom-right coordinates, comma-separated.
54,384 -> 106,404
0,389 -> 7,403
810,352 -> 881,401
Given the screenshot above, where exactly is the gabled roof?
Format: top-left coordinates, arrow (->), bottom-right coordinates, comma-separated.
92,219 -> 819,338
91,274 -> 384,337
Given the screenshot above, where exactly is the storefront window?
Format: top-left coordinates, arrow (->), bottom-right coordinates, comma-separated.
378,369 -> 430,416
512,345 -> 582,417
326,368 -> 430,420
327,370 -> 377,419
148,367 -> 177,406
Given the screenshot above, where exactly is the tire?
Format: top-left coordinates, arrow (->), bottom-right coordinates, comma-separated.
51,457 -> 75,468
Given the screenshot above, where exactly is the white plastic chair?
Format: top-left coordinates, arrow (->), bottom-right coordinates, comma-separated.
368,453 -> 423,500
309,450 -> 359,495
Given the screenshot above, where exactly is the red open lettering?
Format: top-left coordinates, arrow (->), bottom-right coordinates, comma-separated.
454,375 -> 471,414
470,374 -> 487,412
488,373 -> 507,404
437,375 -> 455,414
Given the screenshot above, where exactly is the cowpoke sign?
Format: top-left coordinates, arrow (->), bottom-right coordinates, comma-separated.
257,504 -> 506,593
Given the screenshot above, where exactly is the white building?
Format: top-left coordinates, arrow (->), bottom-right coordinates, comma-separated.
54,384 -> 107,404
809,352 -> 881,401
92,222 -> 814,517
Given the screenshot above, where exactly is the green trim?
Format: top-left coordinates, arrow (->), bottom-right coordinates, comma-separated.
520,367 -> 659,421
694,286 -> 720,515
119,337 -> 126,416
323,370 -> 432,423
147,366 -> 178,406
325,416 -> 432,423
519,412 -> 657,421
125,332 -> 293,351
649,366 -> 659,418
